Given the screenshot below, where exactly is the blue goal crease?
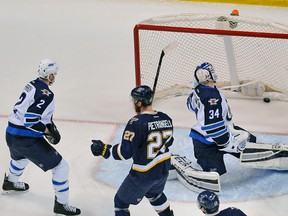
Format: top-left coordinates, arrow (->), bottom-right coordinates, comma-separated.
94,126 -> 288,202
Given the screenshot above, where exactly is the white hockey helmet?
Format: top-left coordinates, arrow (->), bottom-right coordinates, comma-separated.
38,59 -> 59,81
194,62 -> 217,85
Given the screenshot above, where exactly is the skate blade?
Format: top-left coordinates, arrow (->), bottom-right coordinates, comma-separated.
1,190 -> 10,195
55,213 -> 79,216
55,214 -> 73,216
1,189 -> 29,195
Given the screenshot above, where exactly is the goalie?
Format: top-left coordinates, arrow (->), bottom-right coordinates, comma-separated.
185,62 -> 257,176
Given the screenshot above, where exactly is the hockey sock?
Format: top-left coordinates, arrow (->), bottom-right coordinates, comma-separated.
114,194 -> 131,216
51,159 -> 69,204
8,159 -> 29,183
147,193 -> 171,216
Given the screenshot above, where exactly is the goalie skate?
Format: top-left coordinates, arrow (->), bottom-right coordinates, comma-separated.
2,174 -> 29,195
240,142 -> 288,170
171,155 -> 221,193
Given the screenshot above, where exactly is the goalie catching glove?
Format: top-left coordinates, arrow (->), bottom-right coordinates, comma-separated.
220,130 -> 249,153
90,140 -> 112,159
44,121 -> 61,145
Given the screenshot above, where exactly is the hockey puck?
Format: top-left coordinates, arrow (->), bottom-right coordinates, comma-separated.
263,97 -> 270,103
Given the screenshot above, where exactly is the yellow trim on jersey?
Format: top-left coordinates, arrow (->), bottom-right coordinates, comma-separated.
116,143 -> 125,160
132,152 -> 171,172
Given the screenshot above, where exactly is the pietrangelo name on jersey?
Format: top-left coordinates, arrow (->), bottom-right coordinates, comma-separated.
148,120 -> 172,130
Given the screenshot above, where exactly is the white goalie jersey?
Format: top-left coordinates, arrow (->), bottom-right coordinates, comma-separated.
187,84 -> 233,146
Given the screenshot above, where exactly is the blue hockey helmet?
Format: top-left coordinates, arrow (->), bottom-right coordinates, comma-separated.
197,191 -> 220,214
131,85 -> 154,106
194,62 -> 217,84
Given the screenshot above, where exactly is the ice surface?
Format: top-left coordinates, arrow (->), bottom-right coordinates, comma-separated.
0,0 -> 288,215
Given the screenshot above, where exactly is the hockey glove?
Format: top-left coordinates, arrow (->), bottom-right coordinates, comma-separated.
220,130 -> 249,153
90,140 -> 112,159
45,121 -> 61,145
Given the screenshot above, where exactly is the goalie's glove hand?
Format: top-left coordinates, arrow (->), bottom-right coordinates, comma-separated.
90,140 -> 112,159
220,130 -> 249,153
45,122 -> 61,145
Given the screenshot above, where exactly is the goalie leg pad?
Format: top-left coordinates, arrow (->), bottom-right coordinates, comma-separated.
240,143 -> 288,170
167,164 -> 177,180
171,155 -> 221,193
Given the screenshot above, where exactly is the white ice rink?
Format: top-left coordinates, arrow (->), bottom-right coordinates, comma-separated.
0,0 -> 288,215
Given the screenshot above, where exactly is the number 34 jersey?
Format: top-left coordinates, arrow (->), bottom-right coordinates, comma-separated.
111,110 -> 174,178
7,78 -> 54,138
186,85 -> 232,145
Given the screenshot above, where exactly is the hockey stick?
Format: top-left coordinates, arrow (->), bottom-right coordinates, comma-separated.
152,41 -> 178,101
218,80 -> 261,90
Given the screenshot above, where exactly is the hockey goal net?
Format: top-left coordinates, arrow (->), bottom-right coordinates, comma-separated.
134,13 -> 288,101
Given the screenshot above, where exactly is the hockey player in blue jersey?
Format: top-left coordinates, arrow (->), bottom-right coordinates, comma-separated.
197,190 -> 247,216
2,59 -> 81,215
186,62 -> 256,175
90,85 -> 174,216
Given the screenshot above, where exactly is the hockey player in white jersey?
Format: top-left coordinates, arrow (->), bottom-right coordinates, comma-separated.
2,59 -> 81,215
186,62 -> 257,175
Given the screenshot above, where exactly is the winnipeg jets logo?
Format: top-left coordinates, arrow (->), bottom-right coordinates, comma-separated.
41,89 -> 52,96
208,98 -> 219,105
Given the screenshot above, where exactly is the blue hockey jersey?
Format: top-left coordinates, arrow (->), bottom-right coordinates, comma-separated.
217,207 -> 247,216
6,78 -> 55,138
111,110 -> 174,179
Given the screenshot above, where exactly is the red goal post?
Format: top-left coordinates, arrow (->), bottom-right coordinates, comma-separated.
133,13 -> 288,101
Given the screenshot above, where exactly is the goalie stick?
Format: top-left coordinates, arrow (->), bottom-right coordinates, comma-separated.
171,154 -> 221,193
152,41 -> 178,101
240,142 -> 288,170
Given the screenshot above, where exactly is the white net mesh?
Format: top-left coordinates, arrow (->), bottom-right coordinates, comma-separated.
134,13 -> 288,101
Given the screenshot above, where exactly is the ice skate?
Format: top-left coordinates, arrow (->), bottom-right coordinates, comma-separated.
54,197 -> 81,215
2,174 -> 29,194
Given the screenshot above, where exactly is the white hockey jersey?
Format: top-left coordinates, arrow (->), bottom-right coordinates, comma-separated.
6,78 -> 55,138
186,85 -> 233,145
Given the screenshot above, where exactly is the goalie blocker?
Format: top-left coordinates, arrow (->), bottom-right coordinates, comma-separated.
170,155 -> 221,193
240,142 -> 288,170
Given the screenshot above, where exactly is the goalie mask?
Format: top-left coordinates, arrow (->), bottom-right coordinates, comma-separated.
131,85 -> 154,112
38,59 -> 59,85
197,191 -> 220,214
194,62 -> 217,85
